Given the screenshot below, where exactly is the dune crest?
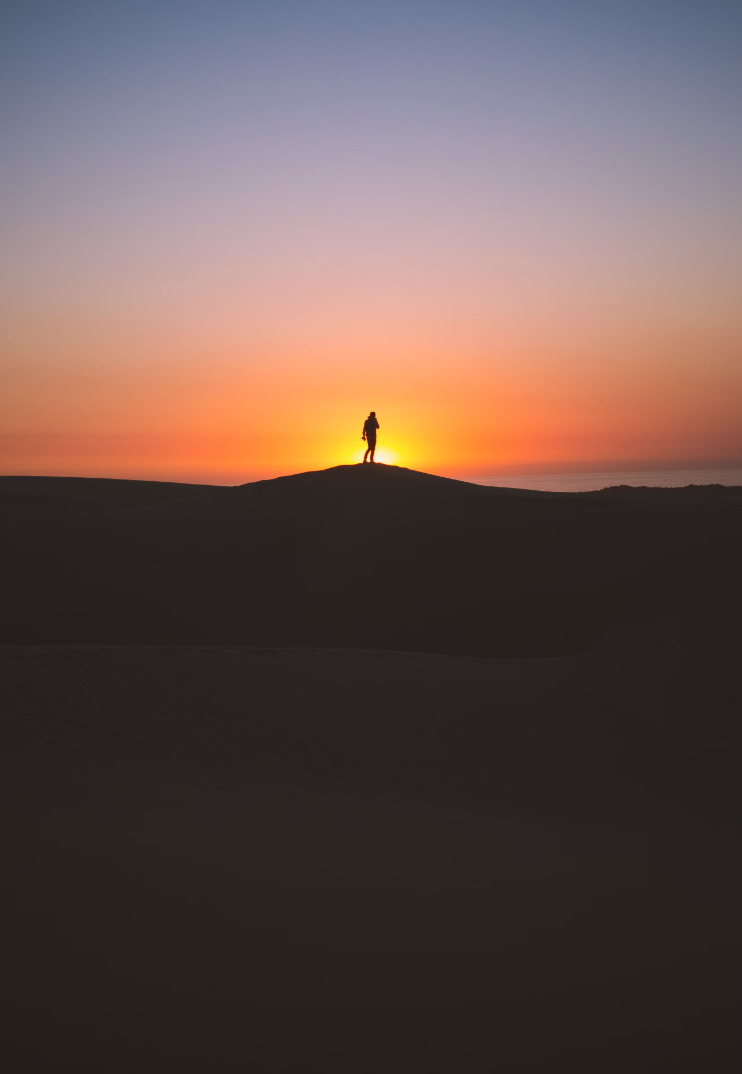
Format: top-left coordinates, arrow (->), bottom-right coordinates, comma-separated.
0,465 -> 740,653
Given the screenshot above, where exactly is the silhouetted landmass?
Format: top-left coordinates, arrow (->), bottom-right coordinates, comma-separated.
600,481 -> 742,494
1,465 -> 740,1071
1,464 -> 740,654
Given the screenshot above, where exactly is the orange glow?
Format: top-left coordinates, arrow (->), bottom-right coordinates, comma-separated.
3,324 -> 741,483
2,249 -> 741,483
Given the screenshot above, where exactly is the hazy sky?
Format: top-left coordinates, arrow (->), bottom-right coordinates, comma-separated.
2,0 -> 741,480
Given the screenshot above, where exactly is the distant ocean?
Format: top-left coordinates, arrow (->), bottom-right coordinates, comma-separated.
468,469 -> 742,493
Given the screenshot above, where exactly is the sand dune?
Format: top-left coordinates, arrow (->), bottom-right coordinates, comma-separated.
1,464 -> 741,652
1,466 -> 740,1070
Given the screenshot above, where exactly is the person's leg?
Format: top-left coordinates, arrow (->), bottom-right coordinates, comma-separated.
368,439 -> 376,462
363,444 -> 370,462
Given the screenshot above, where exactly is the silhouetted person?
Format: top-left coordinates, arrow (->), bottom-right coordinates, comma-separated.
362,411 -> 379,463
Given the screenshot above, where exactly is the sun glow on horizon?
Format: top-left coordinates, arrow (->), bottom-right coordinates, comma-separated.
365,447 -> 398,467
339,440 -> 400,468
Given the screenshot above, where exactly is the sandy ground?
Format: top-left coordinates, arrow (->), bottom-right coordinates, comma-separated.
2,634 -> 740,1072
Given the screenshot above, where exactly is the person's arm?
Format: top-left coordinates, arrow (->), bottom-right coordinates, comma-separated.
362,425 -> 366,440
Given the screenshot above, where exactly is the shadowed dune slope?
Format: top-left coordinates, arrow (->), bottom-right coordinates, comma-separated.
0,473 -> 224,523
1,464 -> 741,653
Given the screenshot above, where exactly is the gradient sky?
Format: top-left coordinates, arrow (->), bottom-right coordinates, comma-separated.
2,0 -> 741,482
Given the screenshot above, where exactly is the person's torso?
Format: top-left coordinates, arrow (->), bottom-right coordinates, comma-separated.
364,418 -> 378,436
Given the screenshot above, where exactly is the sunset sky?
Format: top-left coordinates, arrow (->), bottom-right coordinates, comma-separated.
2,0 -> 741,482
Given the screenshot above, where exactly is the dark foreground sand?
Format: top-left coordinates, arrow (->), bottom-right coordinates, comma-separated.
2,634 -> 740,1072
1,468 -> 740,1070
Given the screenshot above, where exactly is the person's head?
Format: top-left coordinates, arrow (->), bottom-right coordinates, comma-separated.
370,411 -> 376,417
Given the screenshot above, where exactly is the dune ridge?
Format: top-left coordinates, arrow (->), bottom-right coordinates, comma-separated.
1,463 -> 740,653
